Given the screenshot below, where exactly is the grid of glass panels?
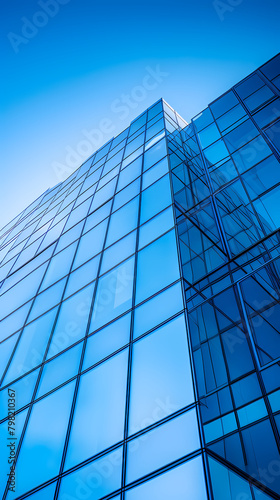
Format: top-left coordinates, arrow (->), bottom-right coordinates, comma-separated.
0,53 -> 280,500
166,53 -> 280,500
0,100 -> 203,500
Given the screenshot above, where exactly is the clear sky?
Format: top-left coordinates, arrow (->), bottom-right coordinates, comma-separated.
1,0 -> 279,229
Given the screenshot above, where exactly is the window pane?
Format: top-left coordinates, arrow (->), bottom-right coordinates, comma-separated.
28,278 -> 66,322
84,313 -> 131,369
118,157 -> 142,190
22,482 -> 57,499
209,457 -> 252,500
101,231 -> 136,275
0,410 -> 28,499
65,350 -> 128,468
0,333 -> 19,380
0,369 -> 39,419
142,157 -> 169,189
73,219 -> 108,269
40,241 -> 77,290
46,284 -> 94,359
139,206 -> 174,249
129,315 -> 194,435
64,254 -> 100,298
143,138 -> 167,171
0,302 -> 30,342
3,308 -> 58,384
59,447 -> 122,500
140,175 -> 172,225
136,230 -> 180,304
126,409 -> 200,483
133,282 -> 184,339
125,456 -> 207,500
90,257 -> 134,331
106,197 -> 139,246
12,382 -> 75,497
37,343 -> 83,397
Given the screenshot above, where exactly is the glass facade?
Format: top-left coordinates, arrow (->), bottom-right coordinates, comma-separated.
0,53 -> 280,499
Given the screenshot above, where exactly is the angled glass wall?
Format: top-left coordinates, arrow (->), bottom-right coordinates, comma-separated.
166,53 -> 280,500
0,53 -> 279,500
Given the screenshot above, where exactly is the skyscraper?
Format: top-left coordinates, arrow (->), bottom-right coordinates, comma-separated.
0,53 -> 280,500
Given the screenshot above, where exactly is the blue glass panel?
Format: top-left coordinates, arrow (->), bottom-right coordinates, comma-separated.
90,257 -> 134,331
117,157 -> 142,190
193,107 -> 213,132
232,135 -> 272,174
73,219 -> 108,269
126,456 -> 207,500
261,54 -> 280,79
126,409 -> 200,483
145,117 -> 165,142
133,282 -> 184,339
238,399 -> 267,426
253,486 -> 275,500
55,221 -> 83,253
204,418 -> 223,442
106,197 -> 139,246
142,157 -> 169,189
90,177 -> 117,212
140,174 -> 172,225
216,105 -> 246,132
46,284 -> 94,359
59,448 -> 122,500
242,155 -> 280,200
143,138 -> 167,171
3,308 -> 58,384
0,263 -> 47,320
0,333 -> 19,381
121,147 -> 143,169
254,184 -> 280,233
139,206 -> 174,249
0,369 -> 39,419
84,312 -> 131,368
64,254 -> 100,298
0,302 -> 30,342
148,101 -> 163,120
136,230 -> 180,304
208,457 -> 252,500
265,119 -> 280,152
40,241 -> 77,290
37,343 -> 83,397
28,278 -> 66,322
83,200 -> 111,234
125,133 -> 145,157
23,482 -> 57,499
198,123 -> 220,149
101,231 -> 136,275
129,112 -> 146,135
253,98 -> 280,128
210,91 -> 239,119
244,86 -> 274,112
129,315 -> 194,435
235,73 -> 264,99
113,178 -> 141,211
65,350 -> 128,468
0,410 -> 28,499
10,382 -> 75,497
203,139 -> 229,164
223,120 -> 259,154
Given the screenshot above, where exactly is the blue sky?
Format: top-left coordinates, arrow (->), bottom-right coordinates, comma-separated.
1,0 -> 279,229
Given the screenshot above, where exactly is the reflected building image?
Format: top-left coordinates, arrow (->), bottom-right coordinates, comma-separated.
0,53 -> 280,500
